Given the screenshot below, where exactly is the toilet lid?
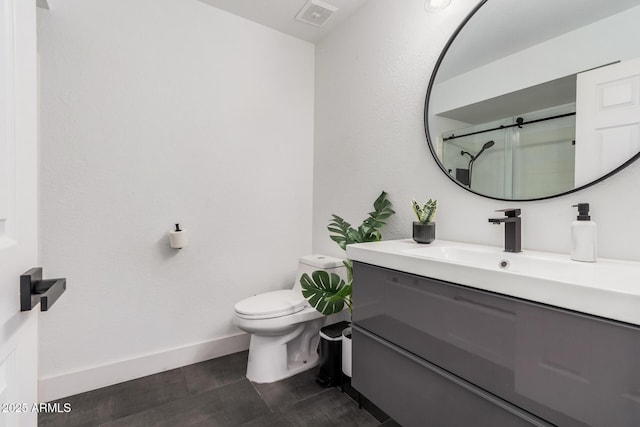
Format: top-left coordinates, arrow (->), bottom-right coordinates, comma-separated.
235,290 -> 307,319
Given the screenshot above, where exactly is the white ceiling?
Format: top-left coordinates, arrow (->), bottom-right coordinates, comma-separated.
197,0 -> 369,43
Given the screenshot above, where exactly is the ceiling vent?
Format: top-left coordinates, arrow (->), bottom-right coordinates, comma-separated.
295,0 -> 338,27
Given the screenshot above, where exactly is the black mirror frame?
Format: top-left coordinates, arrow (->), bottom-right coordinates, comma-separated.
423,0 -> 640,202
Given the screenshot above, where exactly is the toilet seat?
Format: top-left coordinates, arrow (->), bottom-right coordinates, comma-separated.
235,290 -> 307,319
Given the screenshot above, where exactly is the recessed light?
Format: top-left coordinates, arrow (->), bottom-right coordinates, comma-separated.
425,0 -> 452,12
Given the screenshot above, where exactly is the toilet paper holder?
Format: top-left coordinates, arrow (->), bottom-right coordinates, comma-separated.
169,223 -> 188,249
20,267 -> 67,311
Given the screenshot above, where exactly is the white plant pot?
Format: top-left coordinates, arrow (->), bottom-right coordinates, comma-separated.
342,326 -> 352,377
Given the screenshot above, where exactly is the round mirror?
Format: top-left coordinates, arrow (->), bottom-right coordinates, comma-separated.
425,0 -> 640,201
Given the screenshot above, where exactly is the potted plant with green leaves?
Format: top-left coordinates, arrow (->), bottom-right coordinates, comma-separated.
412,198 -> 437,244
300,191 -> 395,376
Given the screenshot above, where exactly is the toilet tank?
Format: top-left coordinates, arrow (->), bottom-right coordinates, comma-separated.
292,255 -> 347,293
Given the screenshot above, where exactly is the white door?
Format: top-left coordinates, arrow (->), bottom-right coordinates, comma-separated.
575,58 -> 640,187
0,0 -> 39,426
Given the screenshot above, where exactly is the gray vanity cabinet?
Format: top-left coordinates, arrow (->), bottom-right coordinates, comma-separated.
351,262 -> 640,427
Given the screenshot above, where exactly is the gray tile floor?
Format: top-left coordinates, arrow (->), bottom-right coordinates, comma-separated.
39,351 -> 393,427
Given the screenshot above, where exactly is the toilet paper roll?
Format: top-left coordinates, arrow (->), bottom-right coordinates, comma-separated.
169,229 -> 188,249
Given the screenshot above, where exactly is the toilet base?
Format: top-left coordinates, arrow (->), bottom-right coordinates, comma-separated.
247,354 -> 320,384
245,318 -> 323,383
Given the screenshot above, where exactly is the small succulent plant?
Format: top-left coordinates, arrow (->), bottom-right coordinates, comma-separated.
412,198 -> 438,224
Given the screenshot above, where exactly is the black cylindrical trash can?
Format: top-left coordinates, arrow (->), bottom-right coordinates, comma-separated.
316,321 -> 350,387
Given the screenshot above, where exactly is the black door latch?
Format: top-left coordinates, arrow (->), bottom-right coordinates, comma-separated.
20,267 -> 66,311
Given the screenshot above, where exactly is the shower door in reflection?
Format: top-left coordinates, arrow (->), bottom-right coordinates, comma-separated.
441,104 -> 576,199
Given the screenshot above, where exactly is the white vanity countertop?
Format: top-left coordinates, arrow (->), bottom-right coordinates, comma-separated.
346,239 -> 640,326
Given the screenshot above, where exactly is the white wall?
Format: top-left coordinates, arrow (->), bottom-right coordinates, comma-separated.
313,0 -> 640,262
37,0 -> 314,400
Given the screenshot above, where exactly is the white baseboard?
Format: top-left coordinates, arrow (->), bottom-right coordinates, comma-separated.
38,333 -> 250,402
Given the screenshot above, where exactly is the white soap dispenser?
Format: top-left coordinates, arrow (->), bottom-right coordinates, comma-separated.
571,203 -> 596,262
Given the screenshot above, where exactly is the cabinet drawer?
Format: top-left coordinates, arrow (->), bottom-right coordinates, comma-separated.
352,326 -> 551,427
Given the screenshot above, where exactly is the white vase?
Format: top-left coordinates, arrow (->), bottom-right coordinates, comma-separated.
342,326 -> 352,377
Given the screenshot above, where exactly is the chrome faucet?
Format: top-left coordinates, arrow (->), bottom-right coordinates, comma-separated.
488,208 -> 521,253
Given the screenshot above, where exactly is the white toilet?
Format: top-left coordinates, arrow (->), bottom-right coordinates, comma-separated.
233,254 -> 346,383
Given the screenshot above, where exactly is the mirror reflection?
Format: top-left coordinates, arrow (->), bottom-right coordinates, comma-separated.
426,0 -> 640,200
